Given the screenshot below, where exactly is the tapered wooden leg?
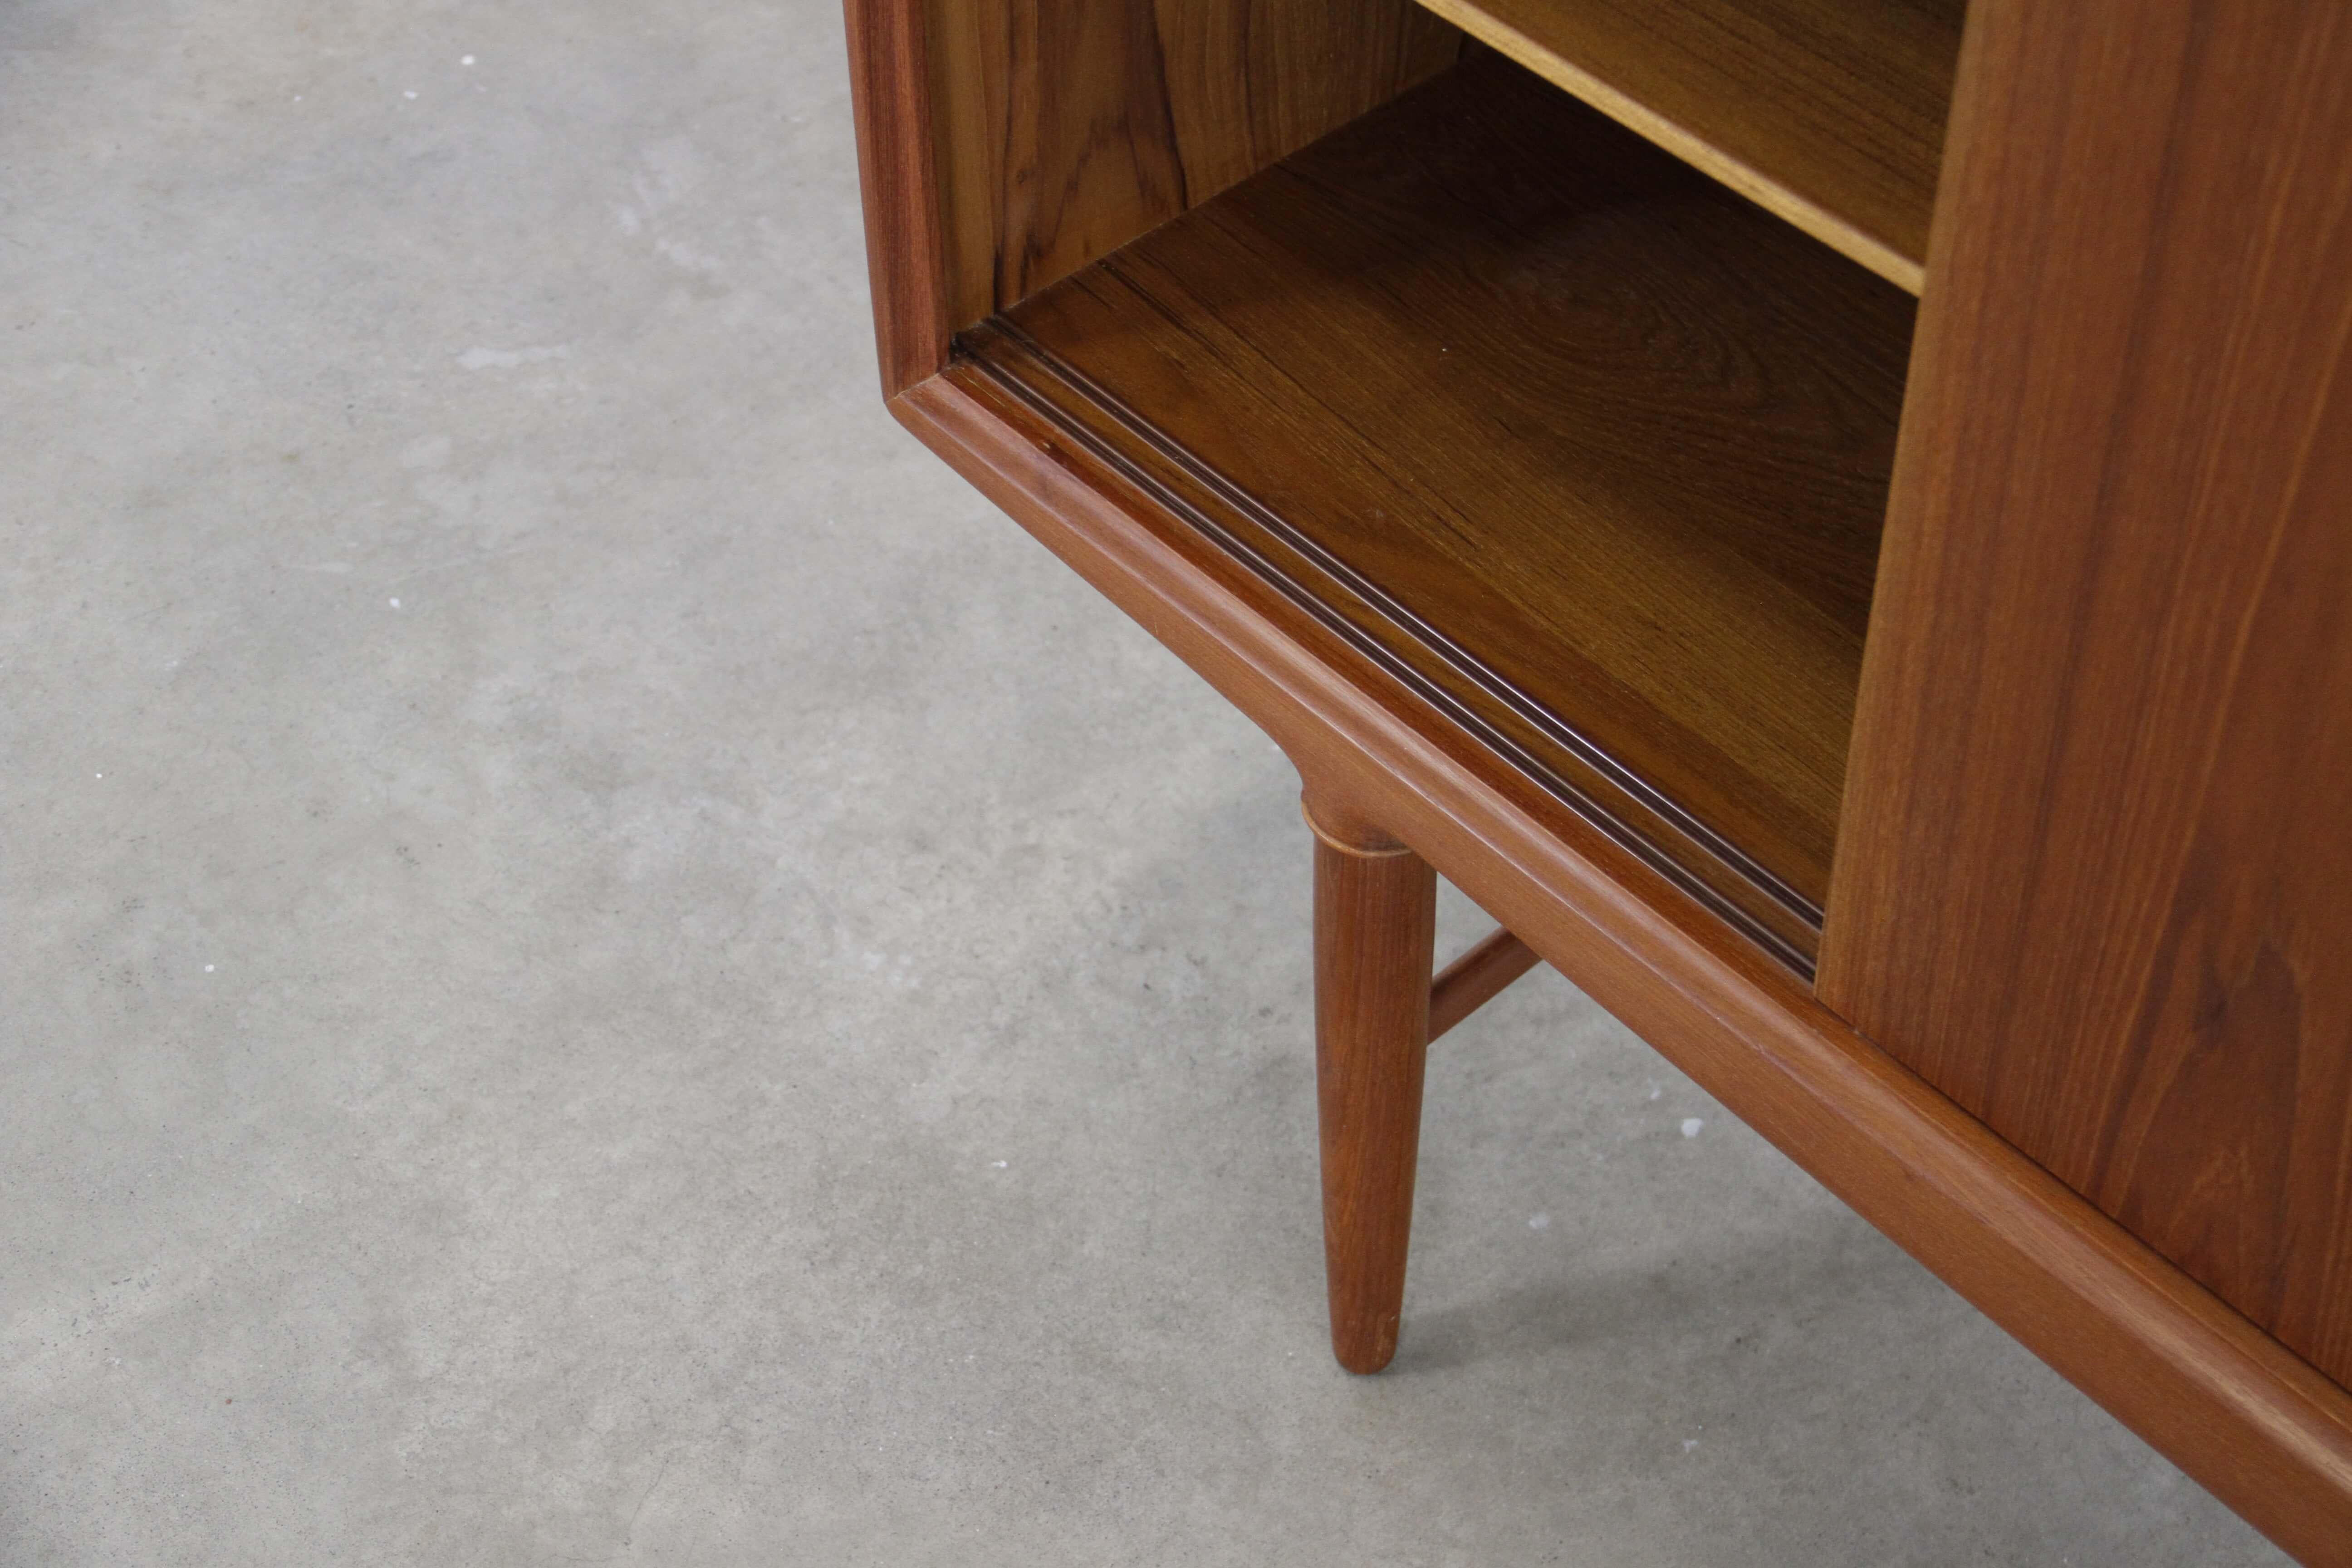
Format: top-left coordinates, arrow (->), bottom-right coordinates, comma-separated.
1305,796 -> 1437,1374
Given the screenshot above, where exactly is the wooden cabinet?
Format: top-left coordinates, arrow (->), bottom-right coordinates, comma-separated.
841,0 -> 2352,1557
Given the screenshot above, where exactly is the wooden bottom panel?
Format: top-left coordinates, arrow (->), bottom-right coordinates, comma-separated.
968,52 -> 1916,972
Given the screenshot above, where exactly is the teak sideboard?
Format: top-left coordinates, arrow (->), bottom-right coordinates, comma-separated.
839,0 -> 2352,1557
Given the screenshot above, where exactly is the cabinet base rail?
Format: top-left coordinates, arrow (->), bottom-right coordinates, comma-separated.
888,368 -> 2352,1565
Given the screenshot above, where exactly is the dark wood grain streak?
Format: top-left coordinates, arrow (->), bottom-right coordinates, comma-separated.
1411,0 -> 1961,292
888,365 -> 2352,1566
2095,449 -> 2352,1385
1428,927 -> 1541,1044
986,55 -> 1911,964
1819,0 -> 2352,1393
923,0 -> 1459,328
843,0 -> 951,393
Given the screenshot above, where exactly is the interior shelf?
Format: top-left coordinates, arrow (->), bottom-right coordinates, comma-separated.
1405,0 -> 1964,291
950,53 -> 1916,970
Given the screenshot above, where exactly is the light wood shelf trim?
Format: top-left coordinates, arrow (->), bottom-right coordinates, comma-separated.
1412,0 -> 1960,294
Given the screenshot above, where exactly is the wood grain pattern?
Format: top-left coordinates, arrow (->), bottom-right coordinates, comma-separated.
1819,1 -> 2352,1393
889,365 -> 2352,1565
1304,798 -> 1438,1373
981,54 -> 1913,968
1428,927 -> 1541,1043
922,0 -> 1460,329
1410,0 -> 1963,291
843,0 -> 952,393
853,0 -> 2352,1549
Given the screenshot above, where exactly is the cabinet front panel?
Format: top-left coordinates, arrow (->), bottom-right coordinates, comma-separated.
1821,0 -> 2352,1387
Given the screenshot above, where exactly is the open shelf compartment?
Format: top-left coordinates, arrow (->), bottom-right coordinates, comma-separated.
947,52 -> 1916,970
1402,0 -> 1966,290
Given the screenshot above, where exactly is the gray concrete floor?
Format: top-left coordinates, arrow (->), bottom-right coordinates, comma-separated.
0,2 -> 2292,1563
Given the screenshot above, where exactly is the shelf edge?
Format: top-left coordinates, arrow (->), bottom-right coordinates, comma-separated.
1412,0 -> 1926,295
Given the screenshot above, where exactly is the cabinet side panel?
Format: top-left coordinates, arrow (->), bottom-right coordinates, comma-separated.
844,0 -> 952,393
1821,0 -> 2352,1387
923,0 -> 1459,327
